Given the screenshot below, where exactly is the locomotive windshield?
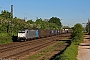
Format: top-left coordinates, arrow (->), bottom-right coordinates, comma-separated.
18,31 -> 25,33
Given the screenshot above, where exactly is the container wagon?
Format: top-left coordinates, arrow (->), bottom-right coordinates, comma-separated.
50,30 -> 54,36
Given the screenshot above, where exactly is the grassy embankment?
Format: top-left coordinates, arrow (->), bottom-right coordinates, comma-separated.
54,42 -> 78,60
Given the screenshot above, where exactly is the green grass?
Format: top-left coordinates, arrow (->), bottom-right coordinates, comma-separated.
54,43 -> 78,60
54,41 -> 65,47
29,45 -> 54,60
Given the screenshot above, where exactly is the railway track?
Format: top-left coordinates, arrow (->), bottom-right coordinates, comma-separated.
4,39 -> 56,59
0,33 -> 71,60
0,37 -> 51,53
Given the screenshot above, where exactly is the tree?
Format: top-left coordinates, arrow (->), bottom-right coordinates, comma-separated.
86,20 -> 90,34
0,10 -> 11,19
27,20 -> 34,24
63,26 -> 70,29
35,18 -> 42,29
49,17 -> 62,27
71,23 -> 84,42
35,18 -> 42,24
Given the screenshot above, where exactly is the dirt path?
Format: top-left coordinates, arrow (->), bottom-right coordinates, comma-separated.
77,34 -> 90,60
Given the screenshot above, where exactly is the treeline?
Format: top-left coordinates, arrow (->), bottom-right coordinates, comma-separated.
86,20 -> 90,34
0,10 -> 62,44
0,10 -> 62,36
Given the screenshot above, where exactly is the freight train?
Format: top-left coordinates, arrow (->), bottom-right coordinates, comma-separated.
17,29 -> 69,41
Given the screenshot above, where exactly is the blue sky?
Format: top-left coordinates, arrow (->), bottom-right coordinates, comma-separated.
0,0 -> 90,27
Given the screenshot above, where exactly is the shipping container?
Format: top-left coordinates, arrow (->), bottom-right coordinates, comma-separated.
50,30 -> 54,36
35,29 -> 39,38
57,30 -> 60,35
45,30 -> 50,37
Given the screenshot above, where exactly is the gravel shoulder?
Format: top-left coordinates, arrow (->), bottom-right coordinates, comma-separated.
77,34 -> 90,60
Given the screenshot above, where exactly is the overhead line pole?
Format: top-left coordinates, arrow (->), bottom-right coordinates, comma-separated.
11,5 -> 13,36
88,19 -> 90,34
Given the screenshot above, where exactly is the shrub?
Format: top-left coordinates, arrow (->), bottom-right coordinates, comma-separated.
71,23 -> 84,44
0,33 -> 12,44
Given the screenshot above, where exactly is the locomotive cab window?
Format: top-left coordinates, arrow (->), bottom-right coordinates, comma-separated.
27,31 -> 28,33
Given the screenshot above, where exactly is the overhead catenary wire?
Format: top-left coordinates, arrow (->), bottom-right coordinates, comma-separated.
81,10 -> 89,19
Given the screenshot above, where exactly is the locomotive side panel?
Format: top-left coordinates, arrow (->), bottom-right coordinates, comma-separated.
29,29 -> 36,39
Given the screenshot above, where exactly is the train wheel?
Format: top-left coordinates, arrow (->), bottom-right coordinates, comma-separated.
24,39 -> 26,41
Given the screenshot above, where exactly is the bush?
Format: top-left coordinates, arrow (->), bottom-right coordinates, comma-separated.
71,23 -> 84,44
0,33 -> 12,44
